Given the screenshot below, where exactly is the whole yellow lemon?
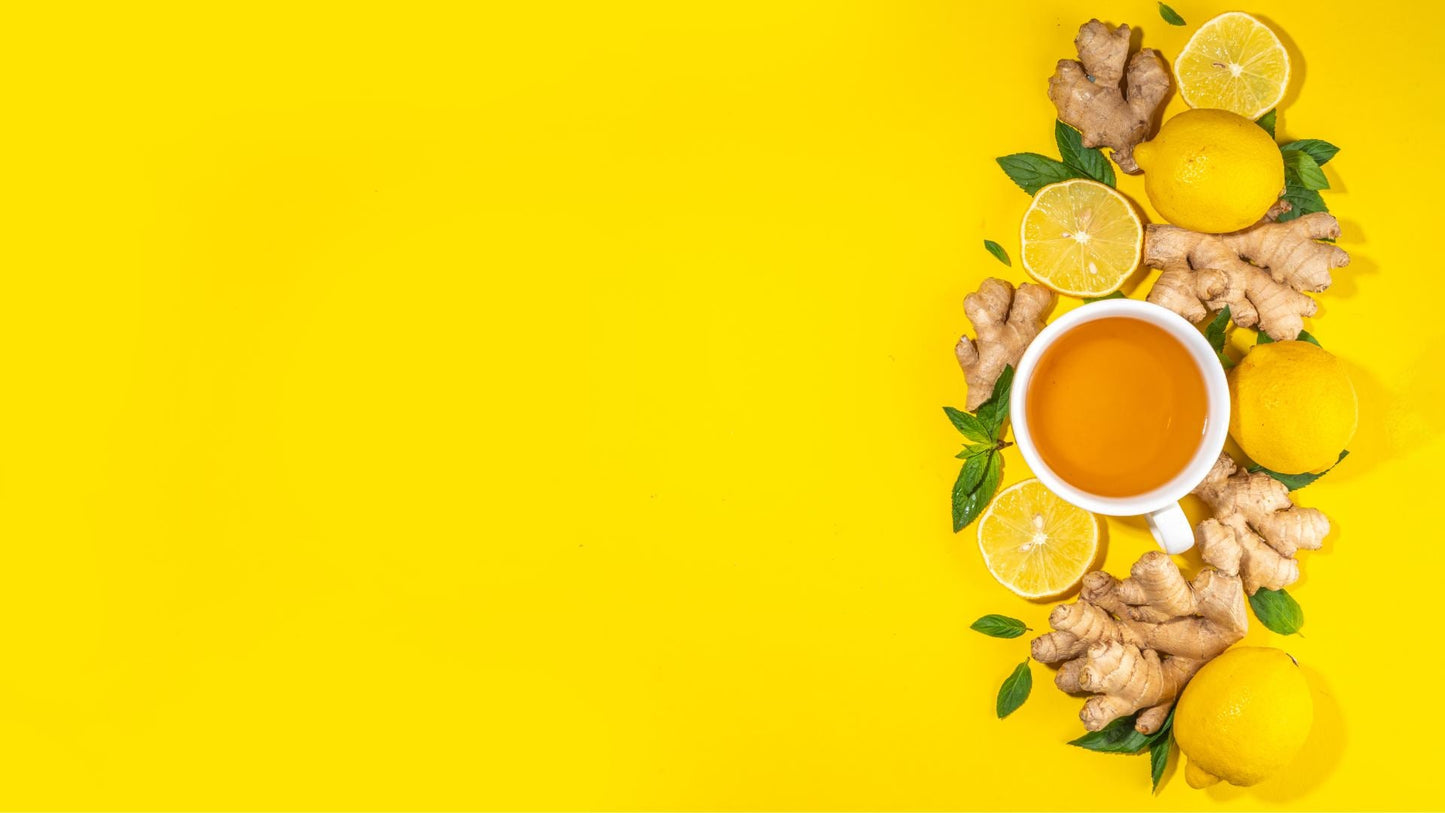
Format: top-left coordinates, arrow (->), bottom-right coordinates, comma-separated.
1133,109 -> 1284,233
1229,340 -> 1357,474
1174,647 -> 1313,788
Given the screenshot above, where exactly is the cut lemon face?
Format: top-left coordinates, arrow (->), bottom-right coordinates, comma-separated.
1019,179 -> 1142,297
977,479 -> 1098,599
1176,12 -> 1291,120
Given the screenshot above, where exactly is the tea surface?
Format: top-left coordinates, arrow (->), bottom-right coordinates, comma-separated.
1025,316 -> 1207,498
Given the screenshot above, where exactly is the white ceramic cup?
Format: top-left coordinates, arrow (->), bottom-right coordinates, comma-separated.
1009,299 -> 1230,555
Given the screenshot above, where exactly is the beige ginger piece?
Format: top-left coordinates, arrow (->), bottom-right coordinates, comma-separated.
1048,19 -> 1171,174
1032,551 -> 1247,733
1193,453 -> 1331,595
1145,212 -> 1351,341
954,278 -> 1055,410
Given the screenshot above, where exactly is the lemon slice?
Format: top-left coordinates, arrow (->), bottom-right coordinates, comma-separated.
1018,179 -> 1142,297
977,479 -> 1098,599
1176,12 -> 1291,120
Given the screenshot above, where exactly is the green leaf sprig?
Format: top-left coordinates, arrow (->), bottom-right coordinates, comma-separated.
1255,111 -> 1341,222
1282,150 -> 1329,192
1070,707 -> 1176,792
944,366 -> 1014,532
970,614 -> 1030,638
972,614 -> 1035,717
1149,736 -> 1172,792
1277,138 -> 1340,223
1204,306 -> 1235,369
996,121 -> 1116,194
1256,329 -> 1321,347
1158,2 -> 1186,25
1256,109 -> 1277,138
983,239 -> 1011,266
1249,450 -> 1349,491
1249,586 -> 1305,635
996,660 -> 1032,718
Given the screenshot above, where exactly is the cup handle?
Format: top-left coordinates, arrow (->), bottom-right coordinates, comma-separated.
1145,503 -> 1196,555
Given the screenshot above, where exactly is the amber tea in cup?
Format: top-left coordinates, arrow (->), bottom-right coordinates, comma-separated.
1023,316 -> 1208,498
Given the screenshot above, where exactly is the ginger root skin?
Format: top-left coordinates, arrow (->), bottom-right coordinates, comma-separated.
1031,552 -> 1246,733
1193,453 -> 1331,595
1145,212 -> 1350,341
954,278 -> 1055,410
1048,19 -> 1171,175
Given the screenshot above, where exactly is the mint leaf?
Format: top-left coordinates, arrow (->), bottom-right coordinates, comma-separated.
1281,139 -> 1340,167
1150,706 -> 1176,744
1283,150 -> 1330,191
952,452 -> 991,531
1256,109 -> 1277,139
1069,714 -> 1152,754
1277,187 -> 1329,222
1150,736 -> 1171,792
971,614 -> 1030,638
997,153 -> 1082,195
1255,329 -> 1321,347
1278,146 -> 1332,224
1071,707 -> 1175,766
943,406 -> 992,445
1204,306 -> 1234,369
1249,587 -> 1304,635
949,368 -> 1011,532
1249,450 -> 1348,490
1084,291 -> 1127,303
996,660 -> 1031,719
983,239 -> 1011,267
974,366 -> 1014,438
1055,120 -> 1116,187
955,452 -> 1003,532
1158,2 -> 1186,25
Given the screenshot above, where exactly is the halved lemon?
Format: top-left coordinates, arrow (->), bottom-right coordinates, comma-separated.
977,479 -> 1098,599
1176,12 -> 1291,120
1019,179 -> 1142,298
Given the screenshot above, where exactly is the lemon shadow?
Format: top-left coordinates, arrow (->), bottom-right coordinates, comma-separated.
1246,663 -> 1346,803
1252,15 -> 1308,139
1194,663 -> 1343,803
1324,353 -> 1444,487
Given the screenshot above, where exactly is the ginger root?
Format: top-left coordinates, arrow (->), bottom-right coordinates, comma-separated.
1145,212 -> 1351,341
1193,453 -> 1331,595
1032,552 -> 1247,733
1049,20 -> 1171,175
954,278 -> 1055,410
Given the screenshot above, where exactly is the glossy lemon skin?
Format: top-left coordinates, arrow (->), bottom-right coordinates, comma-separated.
1133,109 -> 1284,234
1229,341 -> 1358,475
1175,647 -> 1314,788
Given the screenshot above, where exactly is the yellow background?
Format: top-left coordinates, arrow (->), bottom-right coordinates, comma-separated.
1,0 -> 1440,809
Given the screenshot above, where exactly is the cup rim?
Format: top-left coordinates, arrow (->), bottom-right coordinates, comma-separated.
1009,299 -> 1230,516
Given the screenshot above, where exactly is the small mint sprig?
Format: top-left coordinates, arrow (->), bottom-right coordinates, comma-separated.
944,366 -> 1014,532
1070,708 -> 1177,793
996,121 -> 1116,195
